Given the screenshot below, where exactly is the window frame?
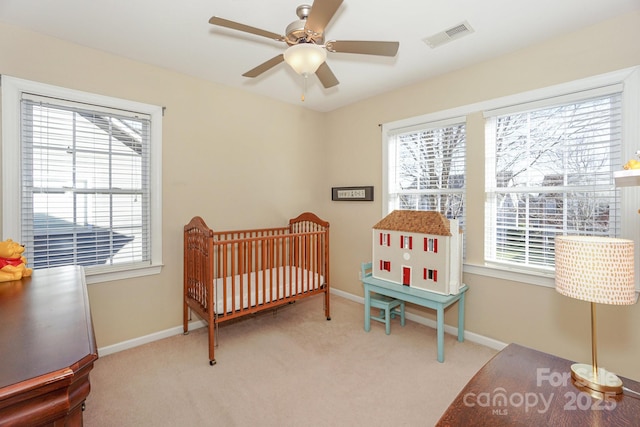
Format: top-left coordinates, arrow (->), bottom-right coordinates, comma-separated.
382,115 -> 467,218
484,87 -> 623,273
382,66 -> 640,290
2,76 -> 163,284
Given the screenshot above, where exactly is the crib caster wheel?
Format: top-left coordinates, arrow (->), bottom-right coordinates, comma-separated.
210,359 -> 216,366
326,316 -> 331,321
183,331 -> 190,335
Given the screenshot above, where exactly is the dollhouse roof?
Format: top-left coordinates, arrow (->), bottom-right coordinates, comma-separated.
373,210 -> 452,236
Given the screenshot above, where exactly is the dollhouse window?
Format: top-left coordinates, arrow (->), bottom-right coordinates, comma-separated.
424,238 -> 438,253
379,232 -> 391,246
424,268 -> 438,282
380,260 -> 391,271
401,235 -> 412,249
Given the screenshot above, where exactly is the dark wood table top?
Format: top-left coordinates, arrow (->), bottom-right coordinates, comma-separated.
0,266 -> 98,389
437,343 -> 640,426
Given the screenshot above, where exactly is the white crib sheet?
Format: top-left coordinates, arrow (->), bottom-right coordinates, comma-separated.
214,266 -> 324,314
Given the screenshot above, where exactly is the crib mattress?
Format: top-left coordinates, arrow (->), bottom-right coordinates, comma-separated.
214,266 -> 323,314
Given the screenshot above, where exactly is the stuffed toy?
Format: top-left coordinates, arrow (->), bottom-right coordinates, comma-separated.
0,239 -> 33,282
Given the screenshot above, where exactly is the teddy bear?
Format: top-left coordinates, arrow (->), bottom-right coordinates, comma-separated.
0,239 -> 33,282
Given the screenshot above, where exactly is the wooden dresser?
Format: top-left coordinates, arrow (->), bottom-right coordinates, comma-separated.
0,266 -> 98,426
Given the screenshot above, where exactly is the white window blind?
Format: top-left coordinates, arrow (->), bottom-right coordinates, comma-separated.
387,117 -> 466,229
484,88 -> 622,271
20,94 -> 151,270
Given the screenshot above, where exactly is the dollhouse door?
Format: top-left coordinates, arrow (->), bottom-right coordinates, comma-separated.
402,266 -> 411,286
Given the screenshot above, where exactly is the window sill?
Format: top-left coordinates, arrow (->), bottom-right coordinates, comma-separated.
463,263 -> 639,303
464,262 -> 555,288
85,264 -> 163,285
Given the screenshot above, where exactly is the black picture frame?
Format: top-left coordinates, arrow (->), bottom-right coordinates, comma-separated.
331,186 -> 374,201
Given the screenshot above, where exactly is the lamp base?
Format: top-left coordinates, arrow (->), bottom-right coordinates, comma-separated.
570,363 -> 623,394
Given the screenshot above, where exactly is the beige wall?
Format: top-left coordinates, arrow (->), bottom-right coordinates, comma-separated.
1,10 -> 639,381
0,23 -> 327,347
323,11 -> 640,380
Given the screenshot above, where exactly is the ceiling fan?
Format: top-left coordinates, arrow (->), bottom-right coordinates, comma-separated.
209,0 -> 399,89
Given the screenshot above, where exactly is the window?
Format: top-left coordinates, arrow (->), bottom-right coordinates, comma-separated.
423,268 -> 438,282
384,117 -> 466,229
424,237 -> 438,253
2,76 -> 163,283
383,67 -> 639,289
484,87 -> 622,272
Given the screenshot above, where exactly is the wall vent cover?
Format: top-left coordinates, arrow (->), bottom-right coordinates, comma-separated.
423,21 -> 475,48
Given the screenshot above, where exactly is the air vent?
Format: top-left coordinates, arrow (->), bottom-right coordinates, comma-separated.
423,21 -> 475,49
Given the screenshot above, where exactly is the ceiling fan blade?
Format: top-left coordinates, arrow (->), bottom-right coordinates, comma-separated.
304,0 -> 343,36
315,62 -> 339,88
242,54 -> 285,78
209,16 -> 284,42
325,40 -> 399,57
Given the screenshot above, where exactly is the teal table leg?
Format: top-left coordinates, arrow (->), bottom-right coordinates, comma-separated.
437,305 -> 444,363
458,291 -> 465,342
364,284 -> 371,332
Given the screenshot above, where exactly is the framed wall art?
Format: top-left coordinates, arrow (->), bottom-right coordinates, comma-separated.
331,186 -> 374,201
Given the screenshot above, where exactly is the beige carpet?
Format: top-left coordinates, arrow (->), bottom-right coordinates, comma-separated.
84,294 -> 498,426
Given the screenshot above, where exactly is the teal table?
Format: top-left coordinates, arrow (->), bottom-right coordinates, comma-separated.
361,262 -> 468,362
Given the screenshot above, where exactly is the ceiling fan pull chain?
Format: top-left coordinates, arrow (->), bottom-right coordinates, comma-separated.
301,75 -> 308,102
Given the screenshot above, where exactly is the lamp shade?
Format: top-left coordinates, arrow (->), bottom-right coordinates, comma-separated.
283,43 -> 326,76
555,236 -> 635,305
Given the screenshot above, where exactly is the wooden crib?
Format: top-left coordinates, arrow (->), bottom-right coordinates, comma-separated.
183,212 -> 330,365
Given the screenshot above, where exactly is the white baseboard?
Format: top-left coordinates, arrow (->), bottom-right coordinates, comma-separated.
330,288 -> 507,352
98,319 -> 206,357
99,289 -> 506,357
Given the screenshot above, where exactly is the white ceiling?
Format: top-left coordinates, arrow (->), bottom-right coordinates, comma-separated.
1,0 -> 638,112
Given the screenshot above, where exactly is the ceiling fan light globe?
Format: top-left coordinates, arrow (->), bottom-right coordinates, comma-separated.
284,44 -> 326,76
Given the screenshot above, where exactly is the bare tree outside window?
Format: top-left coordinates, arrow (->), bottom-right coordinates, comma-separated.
487,93 -> 622,268
392,123 -> 466,221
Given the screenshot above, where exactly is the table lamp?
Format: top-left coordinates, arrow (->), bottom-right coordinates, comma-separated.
554,235 -> 635,395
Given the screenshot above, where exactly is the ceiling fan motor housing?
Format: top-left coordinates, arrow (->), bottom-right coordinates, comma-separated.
285,4 -> 324,46
285,20 -> 324,45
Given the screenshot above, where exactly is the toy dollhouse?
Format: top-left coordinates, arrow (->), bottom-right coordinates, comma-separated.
372,210 -> 463,295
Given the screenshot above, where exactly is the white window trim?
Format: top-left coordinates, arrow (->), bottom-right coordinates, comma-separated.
382,66 -> 640,292
2,76 -> 163,284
